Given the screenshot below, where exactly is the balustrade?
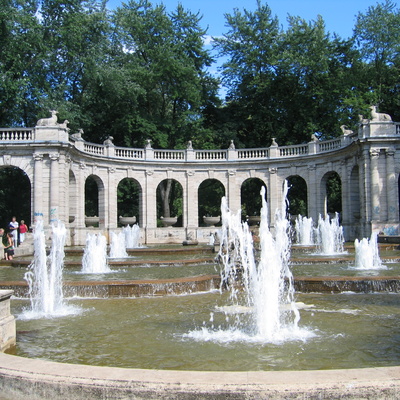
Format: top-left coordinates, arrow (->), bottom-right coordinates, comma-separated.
0,128 -> 34,141
0,121 -> 391,163
279,144 -> 308,157
195,150 -> 228,160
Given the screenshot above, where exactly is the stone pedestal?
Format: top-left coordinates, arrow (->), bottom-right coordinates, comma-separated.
0,290 -> 16,352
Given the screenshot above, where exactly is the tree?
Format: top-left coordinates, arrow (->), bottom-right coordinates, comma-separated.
214,1 -> 359,147
353,0 -> 400,119
0,0 -> 43,126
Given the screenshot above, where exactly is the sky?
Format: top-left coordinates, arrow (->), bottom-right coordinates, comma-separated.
106,0 -> 383,39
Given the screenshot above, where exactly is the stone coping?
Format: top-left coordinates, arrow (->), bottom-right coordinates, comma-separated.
0,352 -> 399,399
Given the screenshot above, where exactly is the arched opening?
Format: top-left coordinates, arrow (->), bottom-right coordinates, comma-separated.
0,166 -> 31,231
240,178 -> 266,220
117,178 -> 141,225
157,179 -> 183,227
321,171 -> 342,217
85,175 -> 105,227
286,175 -> 308,217
198,179 -> 225,226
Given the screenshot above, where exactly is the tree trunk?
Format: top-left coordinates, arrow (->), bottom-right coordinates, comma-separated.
159,179 -> 172,217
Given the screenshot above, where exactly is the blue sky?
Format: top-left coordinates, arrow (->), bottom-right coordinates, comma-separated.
106,0 -> 383,39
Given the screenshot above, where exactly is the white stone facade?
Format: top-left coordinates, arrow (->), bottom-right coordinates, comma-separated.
0,116 -> 399,245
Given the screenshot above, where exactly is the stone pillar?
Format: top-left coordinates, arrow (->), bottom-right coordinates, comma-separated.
185,171 -> 198,228
49,152 -> 60,223
307,164 -> 318,222
145,171 -> 156,229
370,149 -> 381,221
107,167 -> 117,229
339,160 -> 350,225
386,147 -> 398,221
33,153 -> 44,223
268,168 -> 279,228
227,170 -> 241,214
0,290 -> 16,353
77,162 -> 86,229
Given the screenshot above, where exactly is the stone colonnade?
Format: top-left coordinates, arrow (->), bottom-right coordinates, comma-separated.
0,115 -> 399,245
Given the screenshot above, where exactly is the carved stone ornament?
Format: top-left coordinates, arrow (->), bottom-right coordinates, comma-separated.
33,153 -> 44,162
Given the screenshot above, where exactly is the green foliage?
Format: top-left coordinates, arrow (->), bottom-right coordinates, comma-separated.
85,176 -> 98,216
287,176 -> 308,216
327,173 -> 342,214
198,180 -> 225,224
0,168 -> 31,229
117,178 -> 140,221
240,179 -> 265,218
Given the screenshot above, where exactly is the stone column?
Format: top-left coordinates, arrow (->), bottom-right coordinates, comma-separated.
370,149 -> 381,221
268,168 -> 279,228
49,152 -> 60,223
307,164 -> 318,222
185,171 -> 198,228
145,170 -> 156,229
227,170 -> 241,214
107,167 -> 117,229
76,162 -> 86,229
386,147 -> 398,221
339,160 -> 350,225
0,290 -> 16,352
33,153 -> 44,222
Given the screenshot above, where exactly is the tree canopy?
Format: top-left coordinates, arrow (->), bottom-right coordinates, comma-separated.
1,0 -> 400,148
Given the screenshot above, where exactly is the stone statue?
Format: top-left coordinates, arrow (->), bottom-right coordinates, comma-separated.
340,125 -> 353,135
370,105 -> 392,122
36,110 -> 58,126
103,136 -> 114,146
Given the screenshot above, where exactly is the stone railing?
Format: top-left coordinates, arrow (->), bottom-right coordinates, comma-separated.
0,128 -> 35,141
2,120 -> 400,163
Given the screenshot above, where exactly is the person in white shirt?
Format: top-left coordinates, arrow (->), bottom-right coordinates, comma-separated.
8,217 -> 18,247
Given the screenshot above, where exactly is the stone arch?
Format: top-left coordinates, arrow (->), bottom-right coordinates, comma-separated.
156,179 -> 183,227
117,177 -> 142,226
240,178 -> 266,221
85,174 -> 105,227
286,175 -> 308,217
198,179 -> 225,226
0,166 -> 31,230
321,171 -> 342,218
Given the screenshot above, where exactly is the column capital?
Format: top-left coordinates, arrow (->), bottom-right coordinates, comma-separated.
49,152 -> 60,161
33,153 -> 44,161
369,149 -> 380,158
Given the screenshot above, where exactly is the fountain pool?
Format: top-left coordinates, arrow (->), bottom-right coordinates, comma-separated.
10,291 -> 400,371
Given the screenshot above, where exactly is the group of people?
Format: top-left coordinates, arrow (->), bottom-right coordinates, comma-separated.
0,217 -> 28,260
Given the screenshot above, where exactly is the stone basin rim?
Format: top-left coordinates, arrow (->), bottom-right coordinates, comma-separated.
0,352 -> 399,400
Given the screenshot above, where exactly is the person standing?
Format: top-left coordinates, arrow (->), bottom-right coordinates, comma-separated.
8,217 -> 18,247
19,220 -> 28,244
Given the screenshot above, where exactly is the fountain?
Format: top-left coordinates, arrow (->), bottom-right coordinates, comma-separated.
123,224 -> 141,248
294,215 -> 315,245
354,232 -> 385,270
81,233 -> 110,273
1,199 -> 399,398
22,220 -> 76,318
109,231 -> 128,258
315,213 -> 345,254
187,184 -> 308,343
